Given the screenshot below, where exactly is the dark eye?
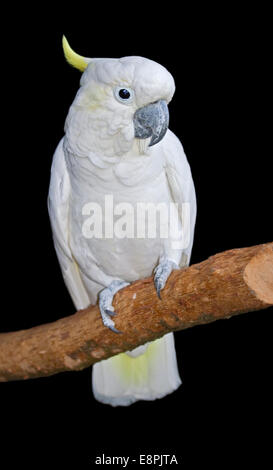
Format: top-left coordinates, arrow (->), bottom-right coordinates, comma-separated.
119,88 -> 131,100
114,86 -> 134,104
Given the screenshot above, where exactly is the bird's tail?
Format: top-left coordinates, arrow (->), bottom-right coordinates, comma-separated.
92,332 -> 181,406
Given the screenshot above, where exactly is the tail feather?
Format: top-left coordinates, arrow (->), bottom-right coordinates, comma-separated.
92,333 -> 181,407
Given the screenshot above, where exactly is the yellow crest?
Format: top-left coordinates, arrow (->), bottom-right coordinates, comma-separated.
62,36 -> 89,72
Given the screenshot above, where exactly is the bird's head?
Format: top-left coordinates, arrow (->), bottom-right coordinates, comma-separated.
63,36 -> 175,157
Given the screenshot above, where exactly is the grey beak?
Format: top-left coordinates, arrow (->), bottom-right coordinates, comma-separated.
133,99 -> 169,147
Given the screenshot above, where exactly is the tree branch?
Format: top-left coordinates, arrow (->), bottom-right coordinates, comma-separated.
0,243 -> 272,382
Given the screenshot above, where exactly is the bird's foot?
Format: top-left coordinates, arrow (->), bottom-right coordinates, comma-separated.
154,257 -> 179,299
99,280 -> 130,334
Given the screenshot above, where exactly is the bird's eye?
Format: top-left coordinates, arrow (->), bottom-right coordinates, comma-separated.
114,86 -> 134,104
119,89 -> 131,100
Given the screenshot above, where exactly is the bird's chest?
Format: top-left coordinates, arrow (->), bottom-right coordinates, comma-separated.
69,170 -> 172,280
67,145 -> 171,230
70,168 -> 172,241
66,148 -> 173,280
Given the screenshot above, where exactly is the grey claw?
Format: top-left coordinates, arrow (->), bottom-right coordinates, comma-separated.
153,257 -> 179,300
156,287 -> 162,300
109,325 -> 123,334
105,309 -> 117,317
154,275 -> 163,299
99,280 -> 130,334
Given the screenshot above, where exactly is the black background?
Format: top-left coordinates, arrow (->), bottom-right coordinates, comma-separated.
0,6 -> 272,468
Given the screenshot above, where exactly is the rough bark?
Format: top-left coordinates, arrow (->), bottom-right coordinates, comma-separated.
0,243 -> 272,382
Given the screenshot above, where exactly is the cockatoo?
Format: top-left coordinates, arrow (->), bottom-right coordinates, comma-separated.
48,36 -> 196,406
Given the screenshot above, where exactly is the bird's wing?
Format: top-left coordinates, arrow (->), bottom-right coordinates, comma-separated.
163,130 -> 197,266
48,138 -> 90,310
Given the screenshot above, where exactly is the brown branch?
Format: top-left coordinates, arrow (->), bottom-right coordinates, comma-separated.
0,243 -> 272,382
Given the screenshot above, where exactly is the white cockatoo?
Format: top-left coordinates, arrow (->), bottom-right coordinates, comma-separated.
48,36 -> 197,406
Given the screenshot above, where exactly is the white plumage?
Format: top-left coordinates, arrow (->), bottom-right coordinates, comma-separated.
48,42 -> 196,406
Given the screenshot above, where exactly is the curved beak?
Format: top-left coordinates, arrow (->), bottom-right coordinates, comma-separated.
133,99 -> 169,147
